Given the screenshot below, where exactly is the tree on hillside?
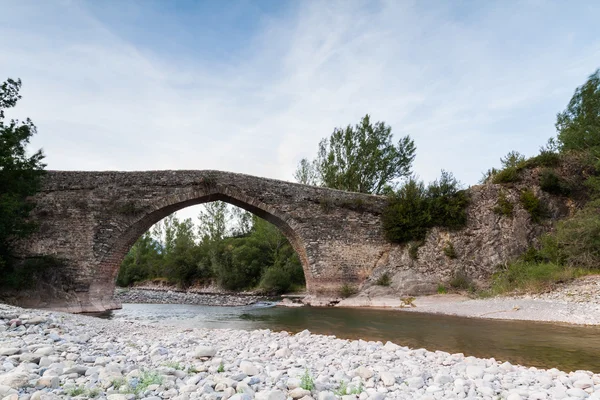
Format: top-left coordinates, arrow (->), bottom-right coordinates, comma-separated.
0,78 -> 46,272
293,158 -> 318,186
556,69 -> 600,153
295,114 -> 416,194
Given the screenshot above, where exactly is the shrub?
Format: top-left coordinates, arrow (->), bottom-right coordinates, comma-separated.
527,150 -> 561,168
260,267 -> 292,294
539,169 -> 571,196
408,241 -> 423,260
339,284 -> 357,298
500,151 -> 526,169
443,241 -> 457,259
437,284 -> 447,294
375,272 -> 391,286
383,178 -> 430,243
519,189 -> 545,223
217,362 -> 225,373
492,167 -> 520,184
449,269 -> 474,291
383,171 -> 469,244
493,191 -> 514,216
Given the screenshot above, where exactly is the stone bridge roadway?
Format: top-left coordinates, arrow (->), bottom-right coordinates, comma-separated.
16,170 -> 394,312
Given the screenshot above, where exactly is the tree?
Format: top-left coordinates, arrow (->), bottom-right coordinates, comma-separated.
197,201 -> 230,242
556,69 -> 600,152
293,158 -> 318,185
0,78 -> 45,271
297,114 -> 416,194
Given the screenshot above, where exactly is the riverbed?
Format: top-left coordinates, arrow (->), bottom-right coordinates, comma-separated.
100,302 -> 600,373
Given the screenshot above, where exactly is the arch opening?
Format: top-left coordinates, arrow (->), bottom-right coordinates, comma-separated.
101,192 -> 309,297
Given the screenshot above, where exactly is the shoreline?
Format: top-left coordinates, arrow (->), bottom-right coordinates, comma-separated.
115,275 -> 600,326
1,303 -> 600,400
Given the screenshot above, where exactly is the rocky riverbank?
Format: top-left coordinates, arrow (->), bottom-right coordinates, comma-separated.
114,288 -> 265,307
2,303 -> 600,400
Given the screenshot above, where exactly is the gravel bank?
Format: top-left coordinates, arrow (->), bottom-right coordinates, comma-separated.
2,303 -> 600,400
114,288 -> 264,307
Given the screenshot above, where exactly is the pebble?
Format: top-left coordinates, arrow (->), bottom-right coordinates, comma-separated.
0,302 -> 598,400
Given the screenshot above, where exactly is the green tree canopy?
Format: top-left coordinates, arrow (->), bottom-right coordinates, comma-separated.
556,69 -> 600,152
0,78 -> 45,270
295,114 -> 416,194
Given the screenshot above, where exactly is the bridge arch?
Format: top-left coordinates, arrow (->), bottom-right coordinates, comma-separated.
98,187 -> 310,289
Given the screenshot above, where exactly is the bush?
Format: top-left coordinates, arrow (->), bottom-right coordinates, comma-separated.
493,190 -> 514,216
492,167 -> 520,184
339,284 -> 357,298
375,272 -> 391,286
449,269 -> 475,292
539,169 -> 571,196
436,284 -> 447,294
526,151 -> 561,168
519,189 -> 545,223
443,242 -> 457,259
408,241 -> 423,260
383,171 -> 469,244
260,267 -> 292,294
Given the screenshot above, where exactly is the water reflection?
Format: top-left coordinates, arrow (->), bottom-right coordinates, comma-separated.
98,303 -> 600,373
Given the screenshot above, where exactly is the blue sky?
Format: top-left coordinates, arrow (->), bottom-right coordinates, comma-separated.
1,0 -> 599,191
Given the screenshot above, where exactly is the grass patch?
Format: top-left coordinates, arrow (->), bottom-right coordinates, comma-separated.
436,284 -> 447,294
519,189 -> 545,223
217,362 -> 225,373
443,241 -> 457,259
334,380 -> 363,396
493,190 -> 514,217
121,371 -> 164,395
300,369 -> 315,391
490,261 -> 585,294
163,361 -> 184,370
339,284 -> 357,298
375,272 -> 391,286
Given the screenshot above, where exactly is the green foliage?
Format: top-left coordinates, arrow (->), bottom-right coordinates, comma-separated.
0,78 -> 46,278
491,167 -> 520,184
408,241 -> 423,260
294,158 -> 318,186
339,284 -> 357,298
383,171 -> 469,244
490,261 -> 580,294
2,255 -> 67,290
375,272 -> 391,286
122,371 -> 164,395
519,189 -> 545,223
556,69 -> 600,152
217,362 -> 225,373
449,269 -> 474,292
163,361 -> 184,370
436,284 -> 447,294
260,267 -> 293,294
297,114 -> 416,194
493,190 -> 514,217
334,380 -> 362,396
526,149 -> 561,168
539,169 -> 571,196
443,242 -> 457,259
65,386 -> 86,396
300,369 -> 315,391
501,151 -> 526,169
118,208 -> 305,292
110,378 -> 126,390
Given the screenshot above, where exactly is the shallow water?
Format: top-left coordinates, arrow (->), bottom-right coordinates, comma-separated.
98,303 -> 600,373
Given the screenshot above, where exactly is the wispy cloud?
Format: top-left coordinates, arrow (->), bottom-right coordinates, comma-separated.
1,0 -> 599,192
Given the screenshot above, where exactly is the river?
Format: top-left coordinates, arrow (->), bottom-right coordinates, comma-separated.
97,302 -> 600,373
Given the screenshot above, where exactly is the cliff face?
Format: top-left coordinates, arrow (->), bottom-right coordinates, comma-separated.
361,171 -> 574,297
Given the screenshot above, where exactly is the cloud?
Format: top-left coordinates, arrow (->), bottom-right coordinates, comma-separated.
1,0 -> 599,223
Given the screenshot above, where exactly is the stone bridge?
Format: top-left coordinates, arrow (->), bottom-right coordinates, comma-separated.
16,170 -> 393,312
